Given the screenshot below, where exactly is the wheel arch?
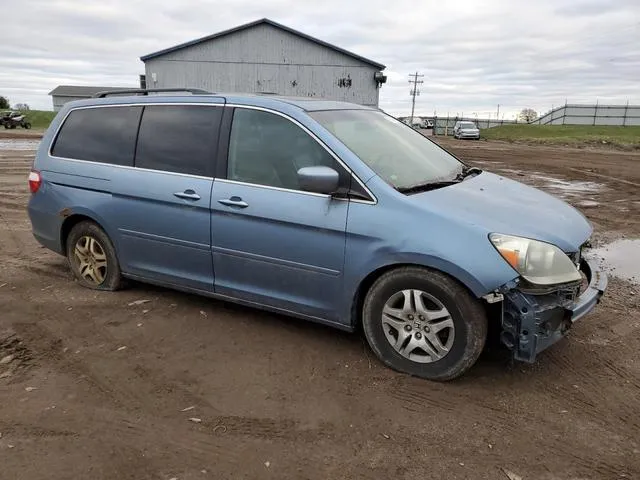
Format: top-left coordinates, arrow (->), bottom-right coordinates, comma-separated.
350,259 -> 489,330
60,212 -> 110,254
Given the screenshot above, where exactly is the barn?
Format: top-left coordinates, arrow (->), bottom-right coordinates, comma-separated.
140,18 -> 387,107
48,86 -> 132,111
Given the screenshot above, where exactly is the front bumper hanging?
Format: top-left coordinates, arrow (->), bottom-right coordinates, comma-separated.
500,257 -> 607,363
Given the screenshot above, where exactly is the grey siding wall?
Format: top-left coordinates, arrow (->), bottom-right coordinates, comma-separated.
52,96 -> 89,112
144,24 -> 381,106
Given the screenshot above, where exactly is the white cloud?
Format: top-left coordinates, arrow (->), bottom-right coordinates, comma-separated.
2,0 -> 639,117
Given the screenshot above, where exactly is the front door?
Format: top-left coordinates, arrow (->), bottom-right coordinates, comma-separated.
114,104 -> 223,291
210,107 -> 350,321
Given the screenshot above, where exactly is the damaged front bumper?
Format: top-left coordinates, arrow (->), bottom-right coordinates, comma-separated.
499,257 -> 607,363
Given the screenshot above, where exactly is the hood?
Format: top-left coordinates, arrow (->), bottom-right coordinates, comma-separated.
407,171 -> 591,252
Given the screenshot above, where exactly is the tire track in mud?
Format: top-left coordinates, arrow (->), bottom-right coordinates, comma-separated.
385,379 -> 634,478
8,324 -> 336,471
0,210 -> 31,271
0,198 -> 27,211
8,321 -> 243,466
12,320 -> 211,415
544,347 -> 640,433
10,318 -> 335,449
1,254 -> 70,280
0,422 -> 79,439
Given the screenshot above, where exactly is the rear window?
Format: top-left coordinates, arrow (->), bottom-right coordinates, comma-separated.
135,105 -> 222,176
51,106 -> 142,166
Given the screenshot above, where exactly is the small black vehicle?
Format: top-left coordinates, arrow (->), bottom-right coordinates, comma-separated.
2,111 -> 31,129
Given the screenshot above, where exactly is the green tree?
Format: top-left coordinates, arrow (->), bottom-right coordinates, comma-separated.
0,96 -> 9,109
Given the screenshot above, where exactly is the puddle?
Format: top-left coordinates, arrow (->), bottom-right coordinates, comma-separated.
531,175 -> 604,197
591,239 -> 640,285
0,139 -> 40,151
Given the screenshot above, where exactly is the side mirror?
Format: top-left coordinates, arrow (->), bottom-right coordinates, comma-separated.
297,166 -> 340,194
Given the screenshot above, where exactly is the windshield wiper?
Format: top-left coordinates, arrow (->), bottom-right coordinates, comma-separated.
396,180 -> 460,195
396,166 -> 482,195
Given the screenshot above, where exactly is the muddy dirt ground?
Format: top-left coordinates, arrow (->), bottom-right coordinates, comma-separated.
1,138 -> 639,480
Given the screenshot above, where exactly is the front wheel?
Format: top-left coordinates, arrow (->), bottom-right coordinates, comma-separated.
362,267 -> 487,381
22,122 -> 31,129
66,221 -> 122,291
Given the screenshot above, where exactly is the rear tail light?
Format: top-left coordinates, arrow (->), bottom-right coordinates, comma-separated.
28,170 -> 42,193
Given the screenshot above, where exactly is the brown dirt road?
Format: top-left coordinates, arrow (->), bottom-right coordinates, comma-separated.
1,140 -> 639,479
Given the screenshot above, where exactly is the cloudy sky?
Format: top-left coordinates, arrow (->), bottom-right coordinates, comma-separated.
2,0 -> 639,117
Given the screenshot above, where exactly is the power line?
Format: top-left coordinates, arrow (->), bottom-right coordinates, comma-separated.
408,71 -> 424,125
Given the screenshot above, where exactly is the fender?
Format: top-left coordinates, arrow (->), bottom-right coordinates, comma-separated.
342,250 -> 518,329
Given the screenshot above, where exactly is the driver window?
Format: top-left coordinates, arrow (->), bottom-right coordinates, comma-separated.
227,108 -> 347,191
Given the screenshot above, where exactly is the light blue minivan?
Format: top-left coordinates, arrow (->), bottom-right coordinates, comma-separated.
27,89 -> 607,380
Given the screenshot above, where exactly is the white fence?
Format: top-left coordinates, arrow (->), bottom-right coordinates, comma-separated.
533,104 -> 640,126
431,116 -> 518,136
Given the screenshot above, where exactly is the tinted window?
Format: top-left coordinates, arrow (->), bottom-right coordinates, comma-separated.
135,105 -> 221,176
52,106 -> 142,166
228,108 -> 345,190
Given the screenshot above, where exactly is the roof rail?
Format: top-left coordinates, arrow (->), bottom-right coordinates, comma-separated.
92,88 -> 211,98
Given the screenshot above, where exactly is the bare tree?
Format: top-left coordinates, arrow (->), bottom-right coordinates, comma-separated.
518,108 -> 538,123
14,103 -> 30,111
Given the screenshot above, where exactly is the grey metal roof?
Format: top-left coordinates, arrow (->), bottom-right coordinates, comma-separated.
140,18 -> 386,70
48,85 -> 132,97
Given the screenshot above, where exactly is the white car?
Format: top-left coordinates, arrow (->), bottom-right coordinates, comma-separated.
453,121 -> 480,140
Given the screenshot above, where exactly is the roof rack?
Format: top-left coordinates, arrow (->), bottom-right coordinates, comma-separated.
93,88 -> 211,98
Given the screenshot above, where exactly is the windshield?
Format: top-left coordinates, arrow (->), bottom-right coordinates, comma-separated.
310,110 -> 462,189
460,122 -> 476,128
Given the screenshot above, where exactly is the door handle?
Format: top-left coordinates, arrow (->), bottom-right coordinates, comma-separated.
174,190 -> 201,201
218,197 -> 249,208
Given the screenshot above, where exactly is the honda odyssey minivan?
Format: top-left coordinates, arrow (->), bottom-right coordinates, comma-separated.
27,89 -> 607,381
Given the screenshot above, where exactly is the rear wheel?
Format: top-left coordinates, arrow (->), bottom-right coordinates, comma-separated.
362,267 -> 487,381
66,221 -> 122,291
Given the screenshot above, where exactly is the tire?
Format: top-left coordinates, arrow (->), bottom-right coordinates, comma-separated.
23,122 -> 31,129
66,221 -> 122,291
362,267 -> 487,381
4,124 -> 9,129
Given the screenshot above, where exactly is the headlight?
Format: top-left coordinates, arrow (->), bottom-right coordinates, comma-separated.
489,233 -> 581,286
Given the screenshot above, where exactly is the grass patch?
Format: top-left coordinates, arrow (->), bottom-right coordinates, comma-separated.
482,125 -> 640,149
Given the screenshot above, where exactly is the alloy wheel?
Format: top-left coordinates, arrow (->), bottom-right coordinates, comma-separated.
381,289 -> 455,363
73,236 -> 108,285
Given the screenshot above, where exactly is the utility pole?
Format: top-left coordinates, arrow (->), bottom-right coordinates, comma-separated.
408,71 -> 424,125
496,104 -> 500,119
